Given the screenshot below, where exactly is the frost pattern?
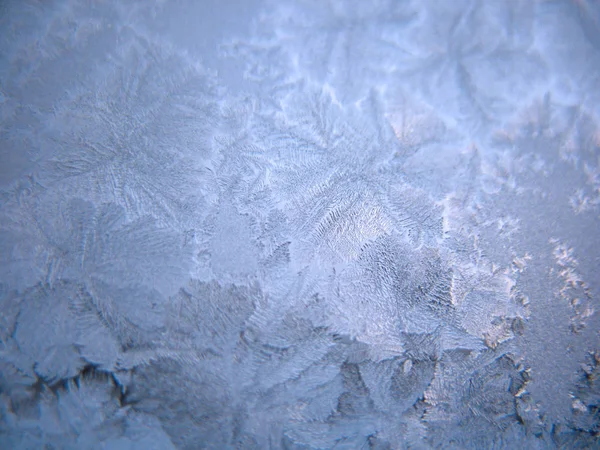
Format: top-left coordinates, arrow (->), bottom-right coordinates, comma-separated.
1,0 -> 599,449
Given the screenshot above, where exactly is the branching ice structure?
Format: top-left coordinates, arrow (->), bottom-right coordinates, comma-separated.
0,0 -> 599,448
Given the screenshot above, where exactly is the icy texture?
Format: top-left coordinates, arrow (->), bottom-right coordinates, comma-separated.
1,0 -> 599,448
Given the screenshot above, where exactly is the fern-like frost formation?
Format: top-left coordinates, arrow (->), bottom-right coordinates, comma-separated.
1,0 -> 599,448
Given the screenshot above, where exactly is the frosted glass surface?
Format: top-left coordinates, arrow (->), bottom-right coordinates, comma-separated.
1,1 -> 599,448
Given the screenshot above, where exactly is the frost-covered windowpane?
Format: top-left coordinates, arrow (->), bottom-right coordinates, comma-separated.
1,0 -> 599,448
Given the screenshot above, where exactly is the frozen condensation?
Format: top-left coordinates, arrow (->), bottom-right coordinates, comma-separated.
0,0 -> 599,448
